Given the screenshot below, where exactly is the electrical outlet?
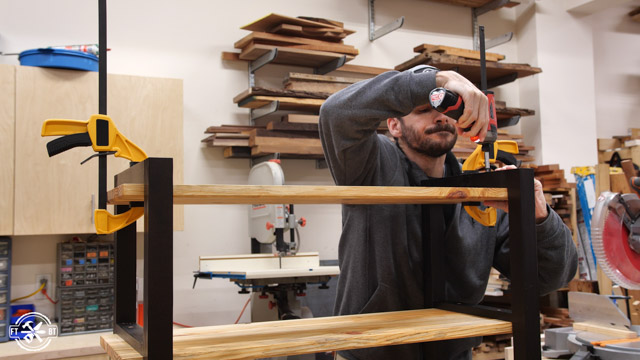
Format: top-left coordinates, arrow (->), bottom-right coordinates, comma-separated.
35,274 -> 52,300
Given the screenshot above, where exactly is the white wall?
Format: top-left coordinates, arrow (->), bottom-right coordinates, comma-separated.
1,0 -> 636,326
590,1 -> 640,138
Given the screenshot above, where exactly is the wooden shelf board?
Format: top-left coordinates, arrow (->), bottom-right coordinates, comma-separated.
107,184 -> 508,205
424,0 -> 520,8
101,308 -> 511,360
240,13 -> 356,35
239,44 -> 355,68
395,53 -> 541,85
221,51 -> 391,76
236,95 -> 324,112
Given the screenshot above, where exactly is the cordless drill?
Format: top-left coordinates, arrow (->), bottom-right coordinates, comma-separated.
428,25 -> 498,172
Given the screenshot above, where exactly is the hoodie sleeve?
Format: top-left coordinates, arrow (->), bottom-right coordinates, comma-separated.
319,68 -> 437,185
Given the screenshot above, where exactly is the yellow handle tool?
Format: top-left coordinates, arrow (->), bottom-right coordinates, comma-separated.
41,114 -> 148,234
462,140 -> 519,226
42,114 -> 147,162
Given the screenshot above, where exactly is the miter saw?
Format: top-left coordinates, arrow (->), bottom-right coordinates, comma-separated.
543,292 -> 640,359
194,159 -> 339,324
591,191 -> 640,290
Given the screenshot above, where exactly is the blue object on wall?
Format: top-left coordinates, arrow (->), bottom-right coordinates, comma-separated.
18,48 -> 98,72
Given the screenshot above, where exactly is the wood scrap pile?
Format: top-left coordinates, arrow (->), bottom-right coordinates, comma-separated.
472,334 -> 512,360
541,307 -> 573,328
203,114 -> 387,159
395,43 -> 541,87
484,268 -> 510,297
534,164 -> 576,232
234,13 -> 359,64
597,129 -> 640,194
535,164 -> 571,189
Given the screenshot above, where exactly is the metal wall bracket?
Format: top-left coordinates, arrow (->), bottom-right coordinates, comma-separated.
368,0 -> 404,41
250,100 -> 280,123
472,0 -> 514,50
249,48 -> 278,88
314,55 -> 347,75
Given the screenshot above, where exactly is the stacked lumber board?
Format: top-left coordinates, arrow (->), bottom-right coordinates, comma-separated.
202,118 -> 536,165
233,85 -> 534,123
541,307 -> 573,328
426,0 -> 520,8
534,164 -> 576,233
232,13 -> 358,68
395,43 -> 541,88
597,129 -> 640,167
596,129 -> 640,194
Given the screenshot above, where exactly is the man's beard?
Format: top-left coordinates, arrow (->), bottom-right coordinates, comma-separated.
399,122 -> 458,158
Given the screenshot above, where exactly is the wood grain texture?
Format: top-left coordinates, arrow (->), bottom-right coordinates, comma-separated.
240,13 -> 355,35
236,95 -> 324,112
234,32 -> 358,56
412,44 -> 505,61
107,184 -> 507,205
239,44 -> 355,67
0,65 -> 15,235
101,308 -> 512,360
424,0 -> 519,8
394,53 -> 541,84
220,52 -> 390,75
14,66 -> 99,235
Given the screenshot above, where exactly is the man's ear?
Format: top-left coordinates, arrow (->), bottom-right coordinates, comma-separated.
387,117 -> 402,138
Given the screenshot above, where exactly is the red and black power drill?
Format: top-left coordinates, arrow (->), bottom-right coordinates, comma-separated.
428,25 -> 498,172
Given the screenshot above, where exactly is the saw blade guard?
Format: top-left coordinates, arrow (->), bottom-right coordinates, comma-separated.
248,161 -> 291,245
592,191 -> 640,290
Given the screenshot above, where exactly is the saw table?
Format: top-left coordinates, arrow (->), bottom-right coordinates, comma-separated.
101,157 -> 540,359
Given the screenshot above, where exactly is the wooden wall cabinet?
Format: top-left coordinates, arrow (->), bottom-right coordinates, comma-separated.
2,65 -> 183,235
0,65 -> 15,235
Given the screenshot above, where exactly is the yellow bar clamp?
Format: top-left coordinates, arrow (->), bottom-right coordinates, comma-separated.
41,114 -> 148,234
42,114 -> 147,162
461,140 -> 519,226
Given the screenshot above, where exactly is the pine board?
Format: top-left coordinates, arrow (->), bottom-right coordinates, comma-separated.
107,184 -> 508,205
239,44 -> 355,67
101,308 -> 511,359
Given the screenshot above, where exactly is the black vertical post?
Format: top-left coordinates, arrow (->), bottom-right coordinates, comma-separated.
506,169 -> 540,360
98,0 -> 108,210
114,205 -> 137,327
144,158 -> 173,358
422,204 -> 445,358
423,204 -> 446,308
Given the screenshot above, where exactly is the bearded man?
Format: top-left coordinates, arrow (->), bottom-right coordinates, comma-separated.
318,66 -> 577,360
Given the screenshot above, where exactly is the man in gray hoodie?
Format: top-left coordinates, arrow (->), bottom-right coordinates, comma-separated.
318,66 -> 577,360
